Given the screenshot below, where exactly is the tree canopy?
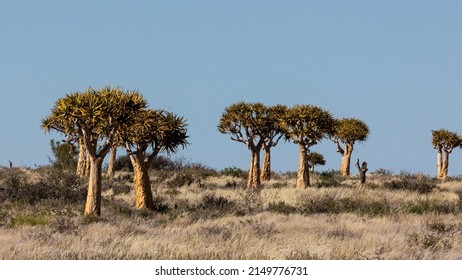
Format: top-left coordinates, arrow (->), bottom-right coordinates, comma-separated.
334,118 -> 369,145
280,105 -> 336,188
42,86 -> 148,216
121,109 -> 189,164
218,102 -> 267,188
281,104 -> 337,148
431,129 -> 462,152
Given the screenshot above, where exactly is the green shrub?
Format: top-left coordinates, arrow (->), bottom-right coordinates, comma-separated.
299,194 -> 391,216
11,213 -> 50,227
314,170 -> 343,188
406,199 -> 455,214
0,167 -> 86,205
48,139 -> 78,170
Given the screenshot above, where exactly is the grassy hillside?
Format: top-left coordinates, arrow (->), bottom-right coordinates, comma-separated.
1,166 -> 462,259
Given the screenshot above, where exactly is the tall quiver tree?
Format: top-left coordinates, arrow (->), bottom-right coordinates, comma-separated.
333,118 -> 369,176
120,109 -> 188,210
431,129 -> 462,180
260,104 -> 287,182
42,86 -> 147,216
281,105 -> 336,189
218,102 -> 266,189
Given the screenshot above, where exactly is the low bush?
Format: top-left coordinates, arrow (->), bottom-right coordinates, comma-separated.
11,213 -> 50,227
383,172 -> 436,194
267,201 -> 297,215
221,166 -> 247,179
314,170 -> 343,188
299,194 -> 391,216
0,167 -> 86,205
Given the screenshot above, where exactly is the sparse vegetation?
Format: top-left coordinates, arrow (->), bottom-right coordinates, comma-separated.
2,166 -> 462,259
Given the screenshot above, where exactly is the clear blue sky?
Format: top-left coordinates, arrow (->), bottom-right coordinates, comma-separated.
1,1 -> 462,175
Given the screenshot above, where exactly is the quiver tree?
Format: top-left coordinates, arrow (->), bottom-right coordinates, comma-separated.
280,105 -> 336,189
260,104 -> 288,181
307,152 -> 326,172
333,118 -> 369,177
218,102 -> 266,189
76,137 -> 91,178
107,146 -> 117,176
120,109 -> 188,210
431,129 -> 462,180
42,86 -> 147,216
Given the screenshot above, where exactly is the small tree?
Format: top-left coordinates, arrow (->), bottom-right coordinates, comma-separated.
307,152 -> 326,172
218,102 -> 266,189
260,104 -> 288,181
121,109 -> 188,210
281,105 -> 336,188
333,118 -> 369,176
42,86 -> 147,216
431,129 -> 461,179
49,139 -> 78,170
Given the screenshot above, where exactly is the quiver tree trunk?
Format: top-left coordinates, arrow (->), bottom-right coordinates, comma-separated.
436,147 -> 444,179
436,147 -> 451,180
107,147 -> 117,176
340,145 -> 353,176
130,155 -> 154,210
296,145 -> 310,189
247,149 -> 261,189
260,146 -> 271,182
77,138 -> 90,178
84,157 -> 103,216
441,151 -> 450,180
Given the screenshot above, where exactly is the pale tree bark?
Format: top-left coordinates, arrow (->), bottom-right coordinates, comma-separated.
337,140 -> 353,177
107,147 -> 117,176
296,144 -> 310,189
247,149 -> 261,189
76,138 -> 85,176
260,146 -> 271,182
82,130 -> 113,217
340,147 -> 353,176
129,154 -> 154,210
76,138 -> 90,178
84,157 -> 103,216
436,146 -> 452,180
441,150 -> 450,180
436,147 -> 444,179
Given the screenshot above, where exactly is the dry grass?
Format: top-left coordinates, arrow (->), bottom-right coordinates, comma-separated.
1,168 -> 462,260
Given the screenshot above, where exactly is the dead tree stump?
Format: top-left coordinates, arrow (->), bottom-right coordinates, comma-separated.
355,159 -> 368,184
